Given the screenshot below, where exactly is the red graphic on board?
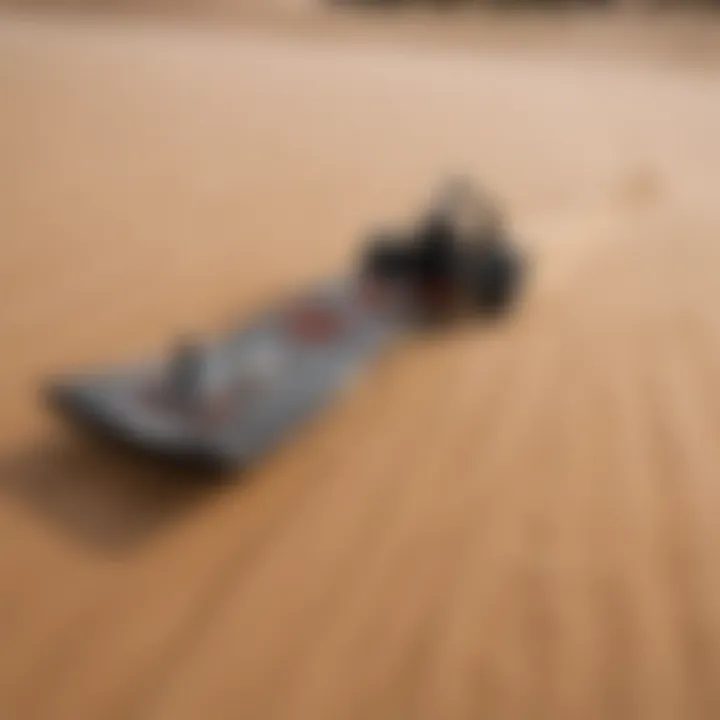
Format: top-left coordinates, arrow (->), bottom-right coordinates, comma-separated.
287,302 -> 346,342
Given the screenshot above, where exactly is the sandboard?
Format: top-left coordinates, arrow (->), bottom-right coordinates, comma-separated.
43,180 -> 527,472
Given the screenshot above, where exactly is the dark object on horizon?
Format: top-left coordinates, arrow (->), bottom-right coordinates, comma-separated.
362,177 -> 525,319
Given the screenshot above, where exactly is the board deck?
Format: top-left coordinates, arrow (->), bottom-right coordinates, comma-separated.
44,277 -> 414,471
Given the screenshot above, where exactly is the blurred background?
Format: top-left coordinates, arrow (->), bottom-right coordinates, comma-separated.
2,1 -> 720,719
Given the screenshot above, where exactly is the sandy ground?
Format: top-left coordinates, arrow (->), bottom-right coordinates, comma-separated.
2,6 -> 720,719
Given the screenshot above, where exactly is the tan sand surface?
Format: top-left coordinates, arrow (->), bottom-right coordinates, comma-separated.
2,7 -> 720,719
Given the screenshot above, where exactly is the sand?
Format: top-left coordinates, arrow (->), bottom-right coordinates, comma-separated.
2,5 -> 720,719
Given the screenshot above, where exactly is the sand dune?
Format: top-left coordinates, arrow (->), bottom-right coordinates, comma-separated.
2,9 -> 720,719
